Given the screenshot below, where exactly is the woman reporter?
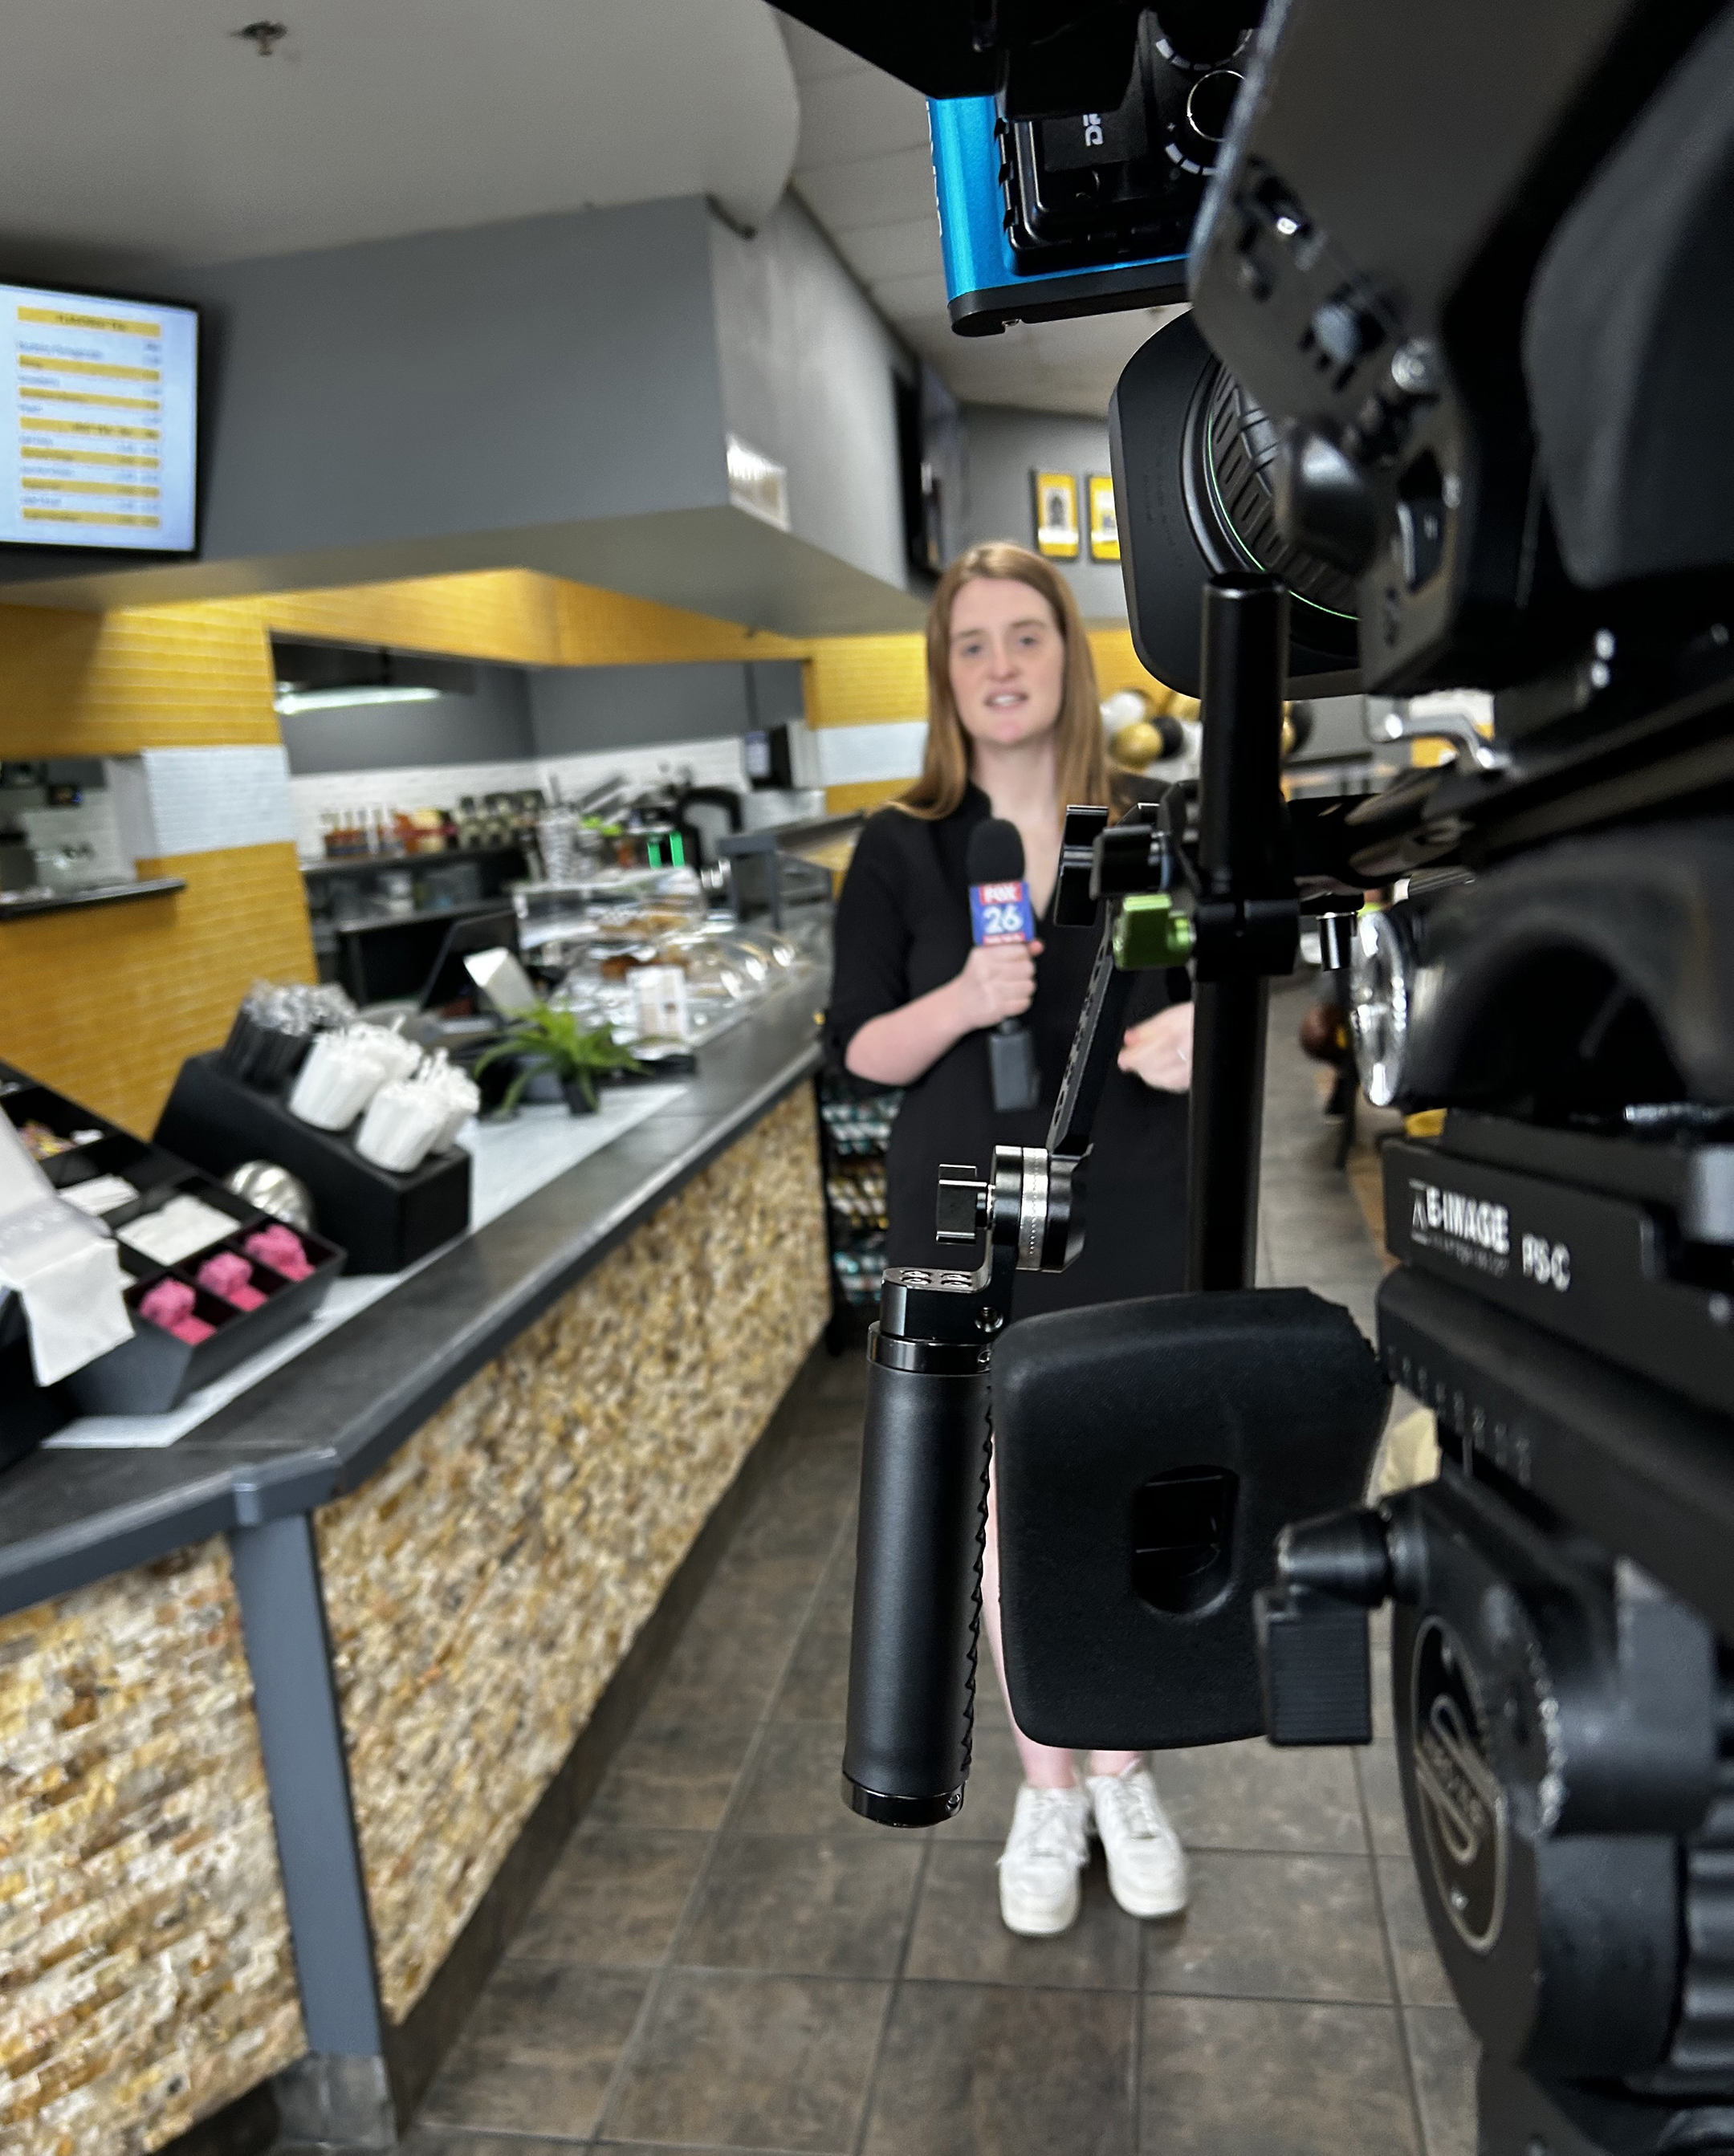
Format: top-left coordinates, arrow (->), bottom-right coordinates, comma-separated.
828,541 -> 1193,1938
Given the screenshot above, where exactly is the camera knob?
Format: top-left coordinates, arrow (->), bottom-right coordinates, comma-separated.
1185,69 -> 1243,146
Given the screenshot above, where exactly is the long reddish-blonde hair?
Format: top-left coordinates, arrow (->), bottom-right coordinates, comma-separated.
897,540 -> 1110,820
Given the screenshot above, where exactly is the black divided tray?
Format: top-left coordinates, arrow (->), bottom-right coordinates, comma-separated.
156,1052 -> 470,1275
68,1186 -> 341,1416
1,1062 -> 344,1426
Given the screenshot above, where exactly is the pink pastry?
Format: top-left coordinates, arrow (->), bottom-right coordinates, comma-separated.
138,1279 -> 216,1344
198,1251 -> 267,1311
242,1224 -> 314,1280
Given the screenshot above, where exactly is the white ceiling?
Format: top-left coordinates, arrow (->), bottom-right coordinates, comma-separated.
0,0 -> 798,269
776,10 -> 1179,419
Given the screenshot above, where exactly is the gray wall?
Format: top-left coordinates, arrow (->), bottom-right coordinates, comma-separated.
278,665 -> 534,775
959,404 -> 1130,621
708,194 -> 913,593
528,658 -> 804,757
0,197 -> 731,592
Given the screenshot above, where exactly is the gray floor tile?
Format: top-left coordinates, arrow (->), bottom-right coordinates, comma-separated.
861,1981 -> 1138,2156
397,2135 -> 581,2154
1378,1853 -> 1454,2007
678,1830 -> 923,1978
1142,1852 -> 1391,2004
808,1347 -> 871,1406
1372,1646 -> 1396,1747
772,1605 -> 853,1723
508,1828 -> 709,1967
1153,1739 -> 1366,1855
397,2134 -> 584,2154
1405,2004 -> 1479,2156
929,1713 -> 1026,1845
419,1963 -> 648,2139
600,1969 -> 887,2152
808,1547 -> 857,1637
638,1557 -> 817,1725
904,1840 -> 1139,1991
714,1540 -> 832,1601
1140,1995 -> 1419,2155
588,1720 -> 758,1832
727,1719 -> 883,1837
971,1661 -> 1012,1727
1354,1740 -> 1412,1858
730,1458 -> 859,1564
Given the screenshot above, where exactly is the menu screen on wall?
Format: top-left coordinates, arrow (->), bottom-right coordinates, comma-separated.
1,281 -> 199,553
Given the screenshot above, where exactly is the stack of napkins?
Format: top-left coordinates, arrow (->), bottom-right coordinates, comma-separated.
0,1117 -> 132,1385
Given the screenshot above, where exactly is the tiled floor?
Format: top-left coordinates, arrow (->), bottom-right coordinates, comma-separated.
381,993 -> 1479,2156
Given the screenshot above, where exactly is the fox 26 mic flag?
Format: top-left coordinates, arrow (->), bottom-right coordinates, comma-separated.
969,878 -> 1036,946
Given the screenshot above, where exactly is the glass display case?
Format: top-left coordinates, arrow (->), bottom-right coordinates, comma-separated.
508,871 -> 808,1050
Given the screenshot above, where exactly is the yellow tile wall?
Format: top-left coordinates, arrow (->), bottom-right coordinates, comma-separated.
256,570 -> 805,669
1086,625 -> 1178,706
549,578 -> 805,666
803,634 -> 927,730
258,571 -> 564,667
0,596 -> 315,1135
0,847 -> 314,1135
0,600 -> 281,751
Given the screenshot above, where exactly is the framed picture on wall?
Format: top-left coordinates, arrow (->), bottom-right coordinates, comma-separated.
1088,474 -> 1120,562
1032,470 -> 1080,559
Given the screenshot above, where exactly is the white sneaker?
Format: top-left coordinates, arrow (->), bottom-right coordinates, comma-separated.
1086,1761 -> 1188,1919
996,1783 -> 1092,1936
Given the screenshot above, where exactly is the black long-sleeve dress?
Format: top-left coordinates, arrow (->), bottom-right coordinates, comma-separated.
827,785 -> 1190,1317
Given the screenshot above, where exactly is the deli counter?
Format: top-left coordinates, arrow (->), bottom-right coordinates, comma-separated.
0,958 -> 835,2156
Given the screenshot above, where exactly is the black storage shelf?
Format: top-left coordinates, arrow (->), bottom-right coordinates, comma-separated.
302,845 -> 526,879
816,1068 -> 901,1319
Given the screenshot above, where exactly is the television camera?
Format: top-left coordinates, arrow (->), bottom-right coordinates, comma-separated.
779,0 -> 1734,2149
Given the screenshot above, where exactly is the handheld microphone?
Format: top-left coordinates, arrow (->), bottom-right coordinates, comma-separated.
966,819 -> 1040,1114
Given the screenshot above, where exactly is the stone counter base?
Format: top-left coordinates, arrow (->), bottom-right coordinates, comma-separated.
0,1541 -> 304,2156
315,1082 -> 831,2025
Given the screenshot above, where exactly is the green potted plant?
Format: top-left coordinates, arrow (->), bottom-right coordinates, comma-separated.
474,1004 -> 642,1116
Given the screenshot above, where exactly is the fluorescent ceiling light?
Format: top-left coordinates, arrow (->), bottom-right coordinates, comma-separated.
274,685 -> 443,715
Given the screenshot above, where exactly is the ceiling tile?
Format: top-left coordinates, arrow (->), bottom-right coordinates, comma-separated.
794,148 -> 937,234
868,268 -> 952,321
774,10 -> 869,83
834,217 -> 944,283
898,306 -> 1187,417
0,0 -> 800,263
793,66 -> 930,170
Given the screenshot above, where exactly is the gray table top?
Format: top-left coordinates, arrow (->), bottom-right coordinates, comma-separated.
0,984 -> 827,1618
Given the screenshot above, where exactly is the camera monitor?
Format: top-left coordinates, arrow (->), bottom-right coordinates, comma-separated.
1,281 -> 199,556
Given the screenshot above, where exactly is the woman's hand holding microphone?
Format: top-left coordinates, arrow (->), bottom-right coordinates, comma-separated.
949,950 -> 1195,1093
951,938 -> 1043,1030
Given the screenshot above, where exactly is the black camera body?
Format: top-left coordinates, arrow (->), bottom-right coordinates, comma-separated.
788,4 -> 1734,2150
